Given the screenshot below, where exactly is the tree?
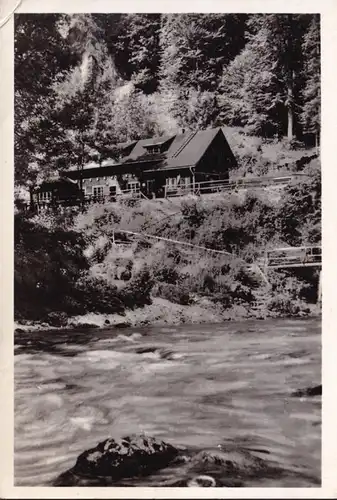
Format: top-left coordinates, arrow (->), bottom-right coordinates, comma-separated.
159,14 -> 246,131
52,14 -> 121,206
219,23 -> 283,136
14,14 -> 75,205
125,14 -> 161,94
220,14 -> 312,139
301,15 -> 321,149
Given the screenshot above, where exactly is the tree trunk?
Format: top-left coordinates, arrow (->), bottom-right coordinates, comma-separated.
79,140 -> 85,213
287,84 -> 293,141
287,68 -> 295,141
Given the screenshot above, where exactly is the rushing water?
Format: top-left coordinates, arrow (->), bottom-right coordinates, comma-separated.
14,318 -> 321,487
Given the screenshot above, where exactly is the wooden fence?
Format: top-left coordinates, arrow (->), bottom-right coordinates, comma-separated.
164,174 -> 311,198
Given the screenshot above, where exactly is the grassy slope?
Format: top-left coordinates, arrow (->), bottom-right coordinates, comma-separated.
15,128 -> 321,327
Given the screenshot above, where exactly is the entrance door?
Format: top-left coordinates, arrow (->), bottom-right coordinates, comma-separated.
145,179 -> 155,197
109,185 -> 117,200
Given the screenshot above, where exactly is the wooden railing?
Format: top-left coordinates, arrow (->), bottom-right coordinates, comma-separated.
164,174 -> 311,198
265,245 -> 321,269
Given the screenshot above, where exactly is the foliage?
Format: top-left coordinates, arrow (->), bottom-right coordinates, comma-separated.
154,283 -> 191,306
119,266 -> 154,309
14,14 -> 76,199
14,13 -> 320,194
14,213 -> 89,319
276,172 -> 321,245
301,15 -> 320,144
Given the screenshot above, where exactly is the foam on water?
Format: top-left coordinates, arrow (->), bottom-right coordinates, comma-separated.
14,318 -> 321,487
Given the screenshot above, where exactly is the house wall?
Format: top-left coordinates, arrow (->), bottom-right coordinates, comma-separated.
82,173 -> 144,197
195,130 -> 236,181
34,181 -> 80,202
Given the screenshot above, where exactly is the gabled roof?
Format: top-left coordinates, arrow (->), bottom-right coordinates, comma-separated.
125,134 -> 175,160
61,127 -> 232,178
112,127 -> 223,171
164,128 -> 220,170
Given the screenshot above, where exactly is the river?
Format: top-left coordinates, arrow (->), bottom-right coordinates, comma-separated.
14,318 -> 321,487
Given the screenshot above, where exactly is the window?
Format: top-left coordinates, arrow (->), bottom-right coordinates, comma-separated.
127,181 -> 140,193
93,186 -> 104,197
147,145 -> 161,154
39,191 -> 52,201
181,176 -> 190,188
109,185 -> 117,196
167,177 -> 177,188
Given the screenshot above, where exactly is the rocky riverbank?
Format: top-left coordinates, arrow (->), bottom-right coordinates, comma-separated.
15,296 -> 320,334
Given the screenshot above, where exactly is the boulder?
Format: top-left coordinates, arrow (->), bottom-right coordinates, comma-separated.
46,311 -> 68,327
14,327 -> 25,334
54,435 -> 179,486
69,323 -> 100,330
292,384 -> 322,397
187,475 -> 216,487
114,322 -> 132,329
54,436 -> 283,487
190,448 -> 266,476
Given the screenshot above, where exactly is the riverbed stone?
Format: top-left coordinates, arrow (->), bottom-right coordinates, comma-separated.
54,435 -> 179,486
292,384 -> 322,397
14,327 -> 25,334
190,448 -> 266,474
114,322 -> 132,329
46,311 -> 68,327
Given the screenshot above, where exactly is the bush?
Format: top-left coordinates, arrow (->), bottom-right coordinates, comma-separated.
73,275 -> 125,314
120,266 -> 154,309
14,214 -> 89,320
153,263 -> 179,284
155,283 -> 191,306
267,296 -> 301,316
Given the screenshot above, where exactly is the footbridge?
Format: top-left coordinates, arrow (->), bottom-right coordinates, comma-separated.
263,246 -> 321,270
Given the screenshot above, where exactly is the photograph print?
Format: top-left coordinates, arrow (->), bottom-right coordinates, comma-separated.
14,13 -> 321,488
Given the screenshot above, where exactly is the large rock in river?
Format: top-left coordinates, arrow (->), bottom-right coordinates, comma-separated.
54,435 -> 179,486
54,435 -> 293,487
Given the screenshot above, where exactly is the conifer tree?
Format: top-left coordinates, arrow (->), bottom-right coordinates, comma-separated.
159,14 -> 246,131
301,15 -> 320,149
220,14 -> 312,139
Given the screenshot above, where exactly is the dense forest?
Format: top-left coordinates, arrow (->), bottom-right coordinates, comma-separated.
15,13 -> 320,193
14,13 -> 322,325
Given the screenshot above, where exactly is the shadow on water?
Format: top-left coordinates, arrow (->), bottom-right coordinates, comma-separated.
14,318 -> 321,487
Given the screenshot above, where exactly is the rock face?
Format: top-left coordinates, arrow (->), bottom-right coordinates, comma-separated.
54,435 -> 179,486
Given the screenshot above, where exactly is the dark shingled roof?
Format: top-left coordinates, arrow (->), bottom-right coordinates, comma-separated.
107,127 -> 223,171
61,127 -> 233,179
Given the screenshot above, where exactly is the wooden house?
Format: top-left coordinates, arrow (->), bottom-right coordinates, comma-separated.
35,127 -> 237,204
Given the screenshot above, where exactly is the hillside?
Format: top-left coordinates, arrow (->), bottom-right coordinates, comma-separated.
15,170 -> 321,329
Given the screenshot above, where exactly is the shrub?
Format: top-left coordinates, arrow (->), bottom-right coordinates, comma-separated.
153,263 -> 179,284
120,266 -> 154,309
73,274 -> 125,314
155,283 -> 191,306
14,214 -> 90,320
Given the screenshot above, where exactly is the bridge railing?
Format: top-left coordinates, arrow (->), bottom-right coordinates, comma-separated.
265,246 -> 321,268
